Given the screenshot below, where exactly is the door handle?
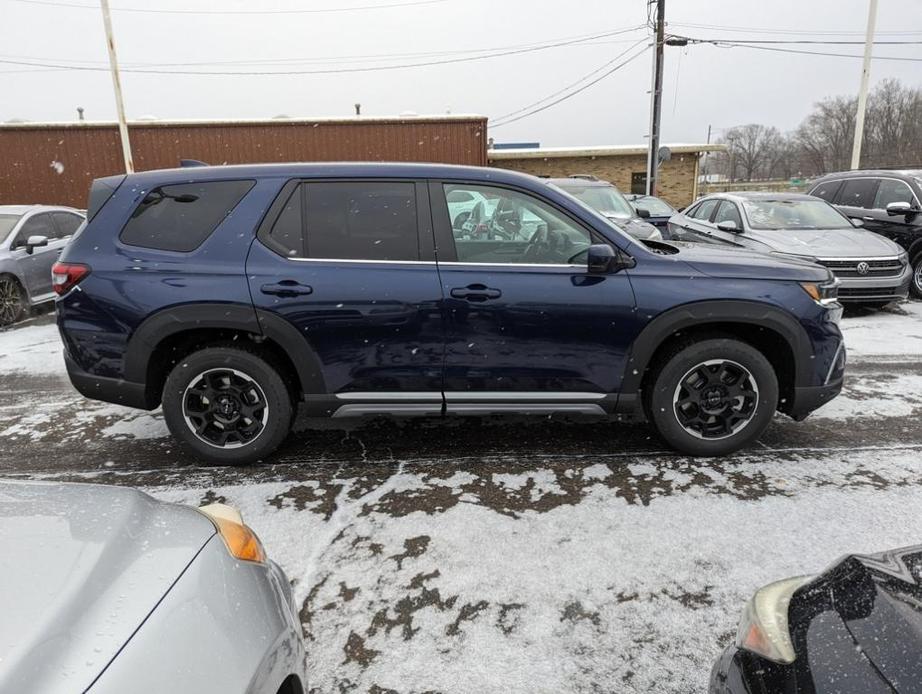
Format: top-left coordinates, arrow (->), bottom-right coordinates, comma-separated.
261,280 -> 313,297
863,216 -> 874,221
450,284 -> 502,301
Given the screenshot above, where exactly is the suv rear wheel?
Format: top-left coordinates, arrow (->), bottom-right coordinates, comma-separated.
162,346 -> 293,465
646,339 -> 778,457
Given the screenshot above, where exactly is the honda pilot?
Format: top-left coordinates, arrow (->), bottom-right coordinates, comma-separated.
55,163 -> 845,465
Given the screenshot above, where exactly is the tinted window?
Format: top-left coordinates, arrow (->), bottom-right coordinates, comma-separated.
14,213 -> 55,248
442,184 -> 591,265
305,182 -> 418,261
120,180 -> 254,252
0,214 -> 20,245
267,186 -> 304,257
52,212 -> 83,238
692,199 -> 718,221
836,178 -> 878,209
809,179 -> 842,202
714,201 -> 743,227
873,179 -> 916,209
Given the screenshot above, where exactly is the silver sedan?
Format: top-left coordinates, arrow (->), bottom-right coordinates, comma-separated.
0,480 -> 306,694
0,205 -> 85,326
668,192 -> 911,306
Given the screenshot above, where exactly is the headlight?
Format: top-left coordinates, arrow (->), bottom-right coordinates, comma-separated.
736,575 -> 813,664
198,503 -> 267,563
898,250 -> 909,265
800,277 -> 840,305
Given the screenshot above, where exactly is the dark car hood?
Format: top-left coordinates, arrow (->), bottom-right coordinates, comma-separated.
653,240 -> 830,282
813,546 -> 922,692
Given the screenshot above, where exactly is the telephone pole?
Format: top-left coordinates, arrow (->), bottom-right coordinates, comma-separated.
850,0 -> 877,170
100,0 -> 134,173
645,0 -> 665,195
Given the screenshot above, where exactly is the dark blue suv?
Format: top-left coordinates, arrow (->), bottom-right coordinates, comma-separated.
54,163 -> 845,464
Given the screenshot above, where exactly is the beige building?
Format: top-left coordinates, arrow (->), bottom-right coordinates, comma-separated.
488,143 -> 726,209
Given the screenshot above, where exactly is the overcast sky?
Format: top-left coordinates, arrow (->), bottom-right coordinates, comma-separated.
2,0 -> 920,147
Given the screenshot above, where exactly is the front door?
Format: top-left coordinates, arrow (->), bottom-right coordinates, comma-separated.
246,179 -> 444,404
429,181 -> 637,408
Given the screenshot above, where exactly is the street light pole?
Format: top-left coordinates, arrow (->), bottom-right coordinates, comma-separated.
645,0 -> 665,196
100,0 -> 134,173
850,0 -> 878,170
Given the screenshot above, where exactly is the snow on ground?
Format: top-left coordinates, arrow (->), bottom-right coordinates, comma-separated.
2,303 -> 922,692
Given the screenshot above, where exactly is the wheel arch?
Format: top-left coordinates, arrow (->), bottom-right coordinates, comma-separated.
618,300 -> 812,416
124,303 -> 326,406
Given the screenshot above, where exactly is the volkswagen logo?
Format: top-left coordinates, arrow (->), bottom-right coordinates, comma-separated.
856,261 -> 870,275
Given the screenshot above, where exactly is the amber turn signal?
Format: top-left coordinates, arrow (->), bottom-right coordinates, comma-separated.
198,503 -> 267,564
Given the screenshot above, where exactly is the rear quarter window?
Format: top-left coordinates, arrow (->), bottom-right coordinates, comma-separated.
120,180 -> 255,252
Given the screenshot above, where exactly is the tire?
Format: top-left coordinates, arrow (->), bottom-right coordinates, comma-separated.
0,275 -> 28,327
645,338 -> 779,457
911,254 -> 922,300
162,345 -> 293,465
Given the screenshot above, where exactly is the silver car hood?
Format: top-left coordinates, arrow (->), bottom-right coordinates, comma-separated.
745,227 -> 903,258
0,480 -> 215,694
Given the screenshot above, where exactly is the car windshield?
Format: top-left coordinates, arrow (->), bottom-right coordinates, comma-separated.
555,182 -> 635,219
630,196 -> 674,216
741,199 -> 850,230
0,214 -> 21,244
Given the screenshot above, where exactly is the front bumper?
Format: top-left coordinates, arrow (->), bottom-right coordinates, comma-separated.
833,263 -> 912,303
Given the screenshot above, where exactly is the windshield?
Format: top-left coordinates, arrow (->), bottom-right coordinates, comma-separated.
0,214 -> 21,245
630,196 -> 674,216
742,199 -> 850,230
555,182 -> 635,219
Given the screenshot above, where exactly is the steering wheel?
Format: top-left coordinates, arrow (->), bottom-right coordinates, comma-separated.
522,223 -> 549,261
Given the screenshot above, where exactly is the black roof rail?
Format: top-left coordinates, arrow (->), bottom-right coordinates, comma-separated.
180,159 -> 209,168
568,174 -> 599,181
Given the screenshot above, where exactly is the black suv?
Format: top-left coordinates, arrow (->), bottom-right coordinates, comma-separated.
809,169 -> 922,297
55,163 -> 845,465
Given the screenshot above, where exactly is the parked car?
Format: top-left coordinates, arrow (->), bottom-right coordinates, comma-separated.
0,479 -> 306,694
56,163 -> 845,464
808,169 -> 922,298
548,175 -> 663,241
0,204 -> 84,326
711,543 -> 922,693
668,192 -> 911,306
625,193 -> 677,232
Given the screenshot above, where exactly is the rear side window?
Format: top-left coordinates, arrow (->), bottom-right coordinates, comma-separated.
809,179 -> 842,202
120,180 -> 254,252
836,178 -> 878,209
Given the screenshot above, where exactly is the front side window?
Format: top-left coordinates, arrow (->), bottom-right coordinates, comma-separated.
121,180 -> 255,252
442,184 -> 591,265
304,182 -> 418,261
873,179 -> 916,209
714,201 -> 743,228
692,199 -> 718,222
741,199 -> 850,230
836,178 -> 878,209
14,213 -> 55,248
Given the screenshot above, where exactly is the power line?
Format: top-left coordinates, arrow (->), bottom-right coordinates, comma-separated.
677,37 -> 922,62
6,0 -> 449,14
669,21 -> 922,36
491,44 -> 650,128
0,26 -> 647,75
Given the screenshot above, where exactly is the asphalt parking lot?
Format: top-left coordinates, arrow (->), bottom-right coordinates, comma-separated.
3,303 -> 922,693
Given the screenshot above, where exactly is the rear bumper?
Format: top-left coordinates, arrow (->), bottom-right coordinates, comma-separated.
64,349 -> 153,410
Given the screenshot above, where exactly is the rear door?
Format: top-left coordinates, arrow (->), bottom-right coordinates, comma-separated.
246,179 -> 445,403
833,177 -> 879,224
430,181 -> 637,406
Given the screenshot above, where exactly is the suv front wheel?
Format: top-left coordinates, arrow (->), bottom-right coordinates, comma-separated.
912,253 -> 922,299
645,339 -> 779,457
162,346 -> 293,465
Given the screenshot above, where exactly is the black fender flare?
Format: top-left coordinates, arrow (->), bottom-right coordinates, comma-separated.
123,302 -> 326,398
618,299 -> 813,397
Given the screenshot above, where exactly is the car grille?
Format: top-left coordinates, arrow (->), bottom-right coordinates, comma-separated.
817,257 -> 904,278
838,286 -> 902,299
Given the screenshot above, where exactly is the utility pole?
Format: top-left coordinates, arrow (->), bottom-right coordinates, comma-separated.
850,0 -> 877,170
645,0 -> 665,196
100,0 -> 134,173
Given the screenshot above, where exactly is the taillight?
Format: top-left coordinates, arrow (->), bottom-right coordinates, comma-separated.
51,262 -> 91,296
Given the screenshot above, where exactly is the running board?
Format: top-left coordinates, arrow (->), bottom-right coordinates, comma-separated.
331,403 -> 606,418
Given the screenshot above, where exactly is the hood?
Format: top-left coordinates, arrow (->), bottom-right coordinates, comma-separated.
604,214 -> 661,240
745,227 -> 904,259
0,480 -> 216,694
822,546 -> 922,692
655,240 -> 830,282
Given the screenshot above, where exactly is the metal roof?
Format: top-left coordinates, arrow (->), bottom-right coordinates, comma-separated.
488,143 -> 727,159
